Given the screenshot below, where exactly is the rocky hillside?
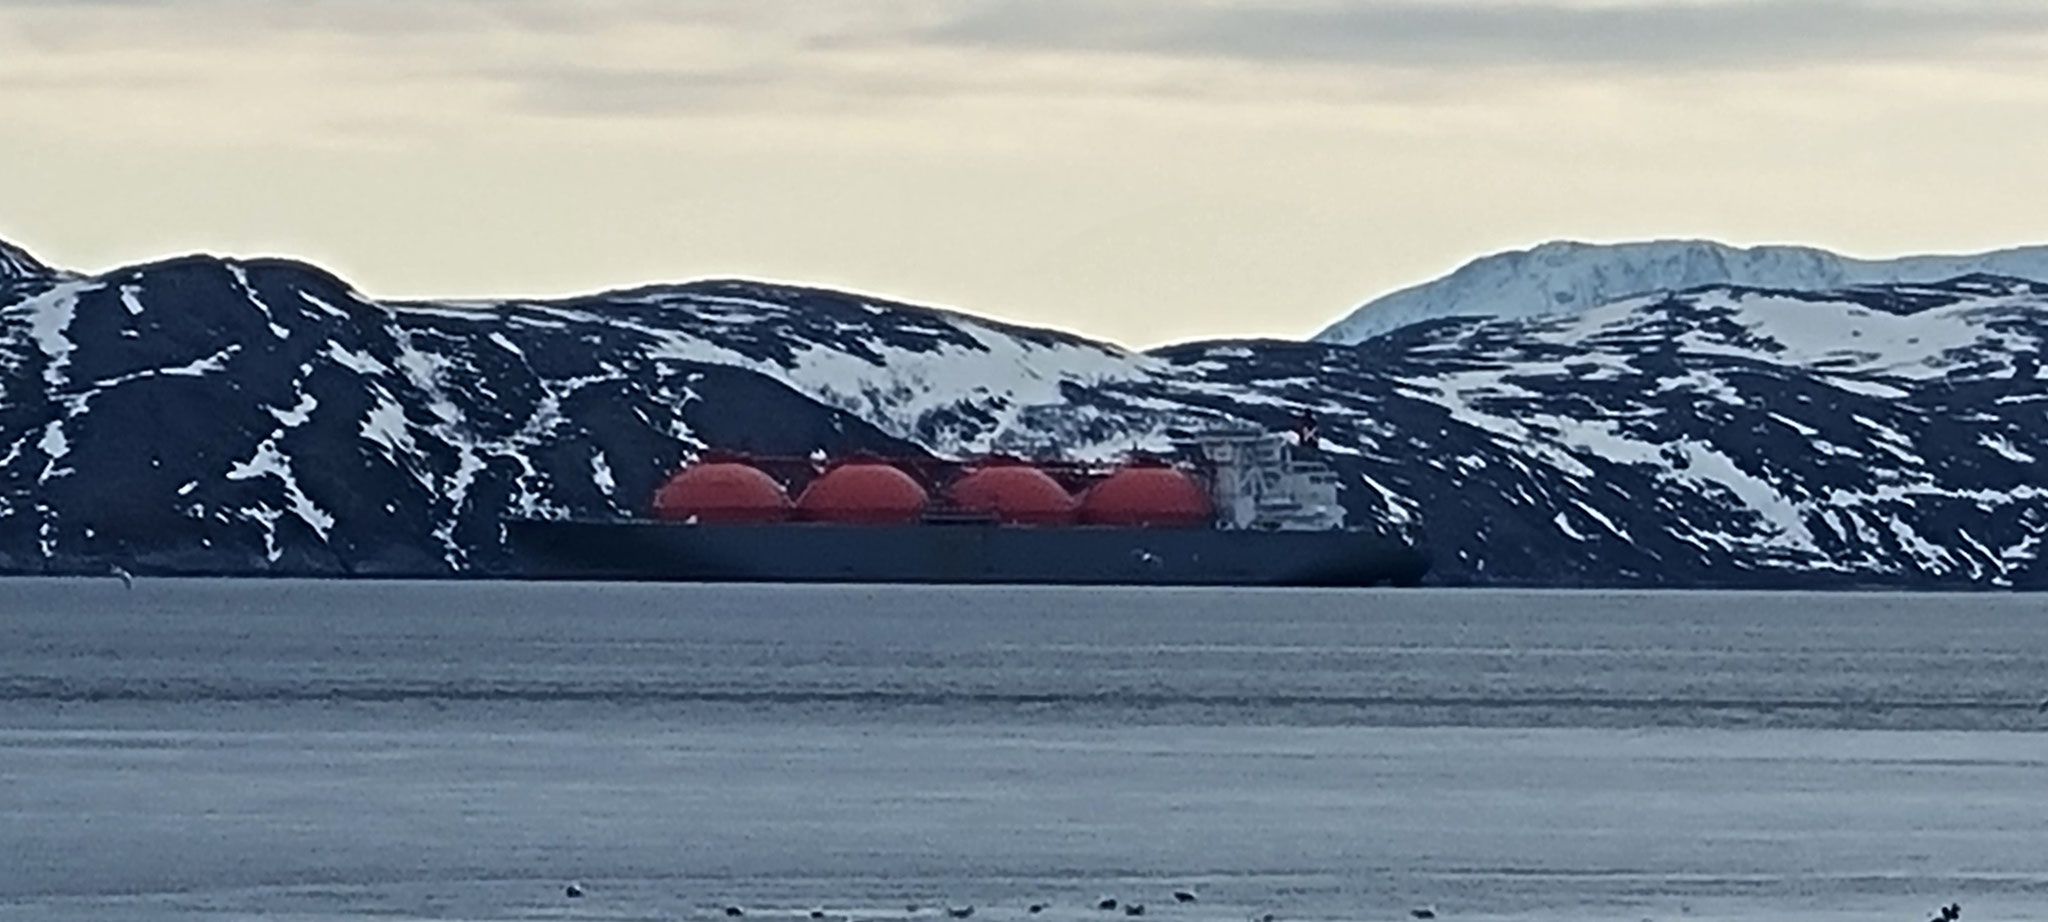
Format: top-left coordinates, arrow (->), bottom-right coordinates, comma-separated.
0,253 -> 926,575
0,238 -> 2041,587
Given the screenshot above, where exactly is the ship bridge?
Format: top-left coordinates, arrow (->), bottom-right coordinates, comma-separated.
1177,427 -> 1345,531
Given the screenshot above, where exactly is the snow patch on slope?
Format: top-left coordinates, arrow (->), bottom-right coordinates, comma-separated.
36,421 -> 70,485
780,324 -> 1165,455
1682,290 -> 2044,380
226,381 -> 336,550
11,283 -> 83,388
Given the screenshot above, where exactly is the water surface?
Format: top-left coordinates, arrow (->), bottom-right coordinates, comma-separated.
2,581 -> 2044,921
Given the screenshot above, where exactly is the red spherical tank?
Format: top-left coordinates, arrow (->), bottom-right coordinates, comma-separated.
1078,462 -> 1212,528
795,460 -> 929,524
651,461 -> 792,523
945,460 -> 1078,526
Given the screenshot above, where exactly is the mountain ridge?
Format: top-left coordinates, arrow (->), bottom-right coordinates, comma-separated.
0,236 -> 68,286
0,234 -> 2040,587
1317,239 -> 2048,343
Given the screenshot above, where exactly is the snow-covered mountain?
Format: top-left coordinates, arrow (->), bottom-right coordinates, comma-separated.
1,236 -> 2042,587
0,256 -> 959,574
1317,240 -> 2048,343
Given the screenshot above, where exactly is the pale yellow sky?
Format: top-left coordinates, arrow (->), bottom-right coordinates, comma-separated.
4,0 -> 2047,346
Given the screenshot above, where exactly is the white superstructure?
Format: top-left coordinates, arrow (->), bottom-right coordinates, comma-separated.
1181,428 -> 1346,531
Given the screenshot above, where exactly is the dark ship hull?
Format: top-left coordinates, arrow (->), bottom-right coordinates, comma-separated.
507,519 -> 1429,587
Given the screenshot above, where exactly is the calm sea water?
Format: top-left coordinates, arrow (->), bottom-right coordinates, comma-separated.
2,580 -> 2045,922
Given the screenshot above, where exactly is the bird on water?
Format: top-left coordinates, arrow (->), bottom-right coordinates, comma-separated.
945,906 -> 974,919
1097,899 -> 1119,911
725,906 -> 745,917
564,882 -> 584,899
1410,906 -> 1437,919
1173,891 -> 1197,904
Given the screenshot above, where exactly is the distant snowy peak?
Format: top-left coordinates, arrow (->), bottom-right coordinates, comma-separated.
1316,239 -> 2048,343
0,237 -> 62,282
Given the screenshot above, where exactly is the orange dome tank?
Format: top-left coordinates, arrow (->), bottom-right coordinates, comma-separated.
1078,461 -> 1212,528
651,460 -> 792,524
945,458 -> 1078,526
796,459 -> 928,524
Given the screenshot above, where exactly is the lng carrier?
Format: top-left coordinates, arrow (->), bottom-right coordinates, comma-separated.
509,426 -> 1428,586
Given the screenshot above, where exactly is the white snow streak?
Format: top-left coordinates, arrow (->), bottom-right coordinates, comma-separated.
1354,471 -> 1417,526
488,332 -> 525,357
225,263 -> 289,339
299,291 -> 352,320
326,341 -> 390,376
36,421 -> 70,484
15,284 -> 81,389
225,436 -> 335,542
360,397 -> 421,470
270,392 -> 318,428
89,345 -> 240,389
1979,434 -> 2035,463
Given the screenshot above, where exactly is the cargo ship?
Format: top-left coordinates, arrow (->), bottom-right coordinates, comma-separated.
508,427 -> 1429,586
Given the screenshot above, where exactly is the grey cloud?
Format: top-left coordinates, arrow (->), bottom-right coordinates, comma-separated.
924,0 -> 2048,71
508,66 -> 797,117
0,0 -> 879,39
503,59 -> 1011,119
496,0 -> 2048,119
10,0 -> 2048,69
11,0 -> 2048,122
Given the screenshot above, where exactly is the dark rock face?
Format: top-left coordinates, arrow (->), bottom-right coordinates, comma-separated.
0,238 -> 2041,587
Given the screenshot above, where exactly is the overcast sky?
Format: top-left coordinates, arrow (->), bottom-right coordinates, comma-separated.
4,0 -> 2046,346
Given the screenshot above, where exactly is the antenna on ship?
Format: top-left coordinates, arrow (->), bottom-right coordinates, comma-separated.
1292,410 -> 1319,449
